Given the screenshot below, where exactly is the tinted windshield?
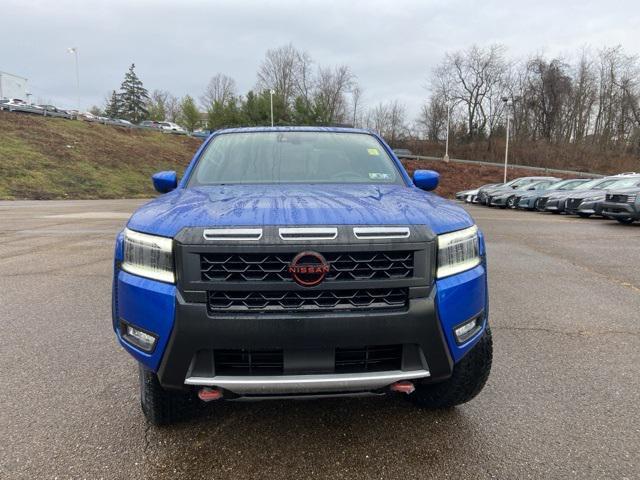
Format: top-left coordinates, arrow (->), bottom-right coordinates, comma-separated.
188,132 -> 404,186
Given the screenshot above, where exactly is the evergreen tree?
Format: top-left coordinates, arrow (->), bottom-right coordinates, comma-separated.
179,95 -> 201,132
118,64 -> 150,123
104,90 -> 121,118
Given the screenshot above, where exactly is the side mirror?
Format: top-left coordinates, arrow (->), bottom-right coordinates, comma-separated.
152,171 -> 177,193
413,170 -> 439,191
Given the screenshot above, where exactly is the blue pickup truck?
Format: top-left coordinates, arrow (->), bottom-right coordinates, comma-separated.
112,127 -> 492,425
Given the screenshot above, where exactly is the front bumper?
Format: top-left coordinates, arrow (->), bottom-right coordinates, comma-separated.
601,201 -> 639,219
517,197 -> 535,209
576,200 -> 605,216
114,264 -> 488,394
544,197 -> 567,212
489,196 -> 508,207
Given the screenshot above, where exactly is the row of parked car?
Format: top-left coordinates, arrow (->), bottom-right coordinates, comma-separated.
455,173 -> 640,225
0,98 -> 74,118
1,97 -> 210,138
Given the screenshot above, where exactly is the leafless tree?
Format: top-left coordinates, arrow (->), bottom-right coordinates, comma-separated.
365,100 -> 407,144
201,73 -> 237,110
313,65 -> 355,124
257,43 -> 309,107
432,44 -> 509,139
350,85 -> 364,127
419,93 -> 447,141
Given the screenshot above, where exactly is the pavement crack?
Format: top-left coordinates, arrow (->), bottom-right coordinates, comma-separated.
143,422 -> 152,455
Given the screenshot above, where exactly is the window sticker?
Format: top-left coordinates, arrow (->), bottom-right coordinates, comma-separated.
369,172 -> 391,180
367,148 -> 380,156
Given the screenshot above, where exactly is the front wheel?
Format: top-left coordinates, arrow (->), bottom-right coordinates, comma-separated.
578,213 -> 591,218
139,365 -> 197,426
506,197 -> 516,209
616,217 -> 635,225
408,326 -> 492,409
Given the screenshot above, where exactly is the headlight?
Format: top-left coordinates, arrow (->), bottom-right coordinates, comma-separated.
437,225 -> 481,278
122,228 -> 174,283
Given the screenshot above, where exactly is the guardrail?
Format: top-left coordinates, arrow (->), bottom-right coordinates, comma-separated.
399,154 -> 604,178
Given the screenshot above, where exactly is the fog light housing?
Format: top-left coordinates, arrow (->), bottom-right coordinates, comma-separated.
120,320 -> 157,352
454,314 -> 483,344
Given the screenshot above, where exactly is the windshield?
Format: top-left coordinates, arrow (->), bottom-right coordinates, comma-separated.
547,179 -> 582,191
574,179 -> 606,190
606,178 -> 640,189
188,131 -> 404,186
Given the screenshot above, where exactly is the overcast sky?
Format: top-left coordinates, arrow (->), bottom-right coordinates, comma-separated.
2,0 -> 639,119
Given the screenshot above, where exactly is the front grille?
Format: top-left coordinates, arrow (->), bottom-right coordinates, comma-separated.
212,345 -> 403,376
335,344 -> 403,373
207,288 -> 409,313
215,349 -> 284,375
606,193 -> 637,204
566,198 -> 583,210
200,251 -> 414,283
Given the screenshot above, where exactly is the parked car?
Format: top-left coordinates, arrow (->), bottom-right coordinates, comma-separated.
140,120 -> 161,129
113,126 -> 492,425
462,184 -> 501,203
515,178 -> 592,210
79,111 -> 100,121
393,148 -> 413,158
565,176 -> 640,217
477,177 -> 557,205
113,119 -> 134,127
191,129 -> 212,139
490,178 -> 560,208
541,178 -> 611,213
601,186 -> 640,224
456,188 -> 477,201
0,98 -> 28,111
158,121 -> 186,133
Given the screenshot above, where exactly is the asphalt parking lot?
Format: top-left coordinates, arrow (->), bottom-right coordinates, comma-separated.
1,199 -> 639,479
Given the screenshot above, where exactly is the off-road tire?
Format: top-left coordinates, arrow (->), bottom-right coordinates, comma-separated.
616,217 -> 635,225
409,326 -> 493,409
139,365 -> 197,426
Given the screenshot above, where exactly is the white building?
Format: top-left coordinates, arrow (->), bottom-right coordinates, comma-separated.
0,71 -> 28,100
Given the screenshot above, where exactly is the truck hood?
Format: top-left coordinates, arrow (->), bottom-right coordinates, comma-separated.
127,184 -> 475,237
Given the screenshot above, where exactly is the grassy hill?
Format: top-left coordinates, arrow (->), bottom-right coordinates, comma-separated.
0,111 -> 202,199
0,111 -> 553,200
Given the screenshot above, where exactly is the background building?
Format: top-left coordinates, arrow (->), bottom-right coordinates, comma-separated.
0,71 -> 28,100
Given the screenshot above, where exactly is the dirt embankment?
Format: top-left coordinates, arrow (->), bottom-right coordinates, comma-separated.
1,111 -> 569,200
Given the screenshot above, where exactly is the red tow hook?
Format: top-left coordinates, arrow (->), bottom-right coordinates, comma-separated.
198,387 -> 223,402
390,381 -> 415,394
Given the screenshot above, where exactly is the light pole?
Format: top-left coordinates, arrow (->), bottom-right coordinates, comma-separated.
269,89 -> 275,127
502,97 -> 511,183
444,102 -> 451,162
67,47 -> 80,113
